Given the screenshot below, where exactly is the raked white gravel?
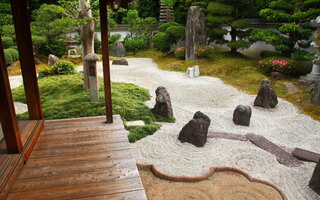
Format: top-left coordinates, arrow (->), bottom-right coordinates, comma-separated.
84,58 -> 319,200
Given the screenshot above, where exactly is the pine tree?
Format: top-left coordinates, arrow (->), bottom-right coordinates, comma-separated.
206,0 -> 256,53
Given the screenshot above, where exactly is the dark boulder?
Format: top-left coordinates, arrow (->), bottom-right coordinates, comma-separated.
254,79 -> 278,109
309,161 -> 320,195
112,58 -> 128,65
110,41 -> 127,57
233,105 -> 252,126
310,82 -> 320,106
178,111 -> 211,147
152,87 -> 173,118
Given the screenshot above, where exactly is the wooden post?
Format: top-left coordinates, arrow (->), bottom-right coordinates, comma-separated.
10,0 -> 43,120
0,35 -> 22,154
99,0 -> 113,123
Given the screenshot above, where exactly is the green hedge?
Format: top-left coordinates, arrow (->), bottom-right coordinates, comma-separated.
4,49 -> 12,65
260,50 -> 283,58
2,37 -> 14,49
7,48 -> 19,61
39,61 -> 76,78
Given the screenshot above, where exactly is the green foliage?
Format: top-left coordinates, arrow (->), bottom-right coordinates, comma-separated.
227,40 -> 251,49
1,25 -> 15,39
259,8 -> 291,22
260,50 -> 283,58
124,38 -> 148,54
255,0 -> 273,10
152,32 -> 171,52
207,2 -> 233,16
174,46 -> 185,59
38,36 -> 66,56
109,34 -> 121,44
231,20 -> 251,29
7,48 -> 19,62
159,22 -> 180,32
0,2 -> 12,28
292,50 -> 315,61
269,1 -> 294,11
165,25 -> 185,41
127,124 -> 161,142
39,61 -> 76,77
1,37 -> 14,49
195,46 -> 215,58
137,0 -> 160,19
3,49 -> 12,66
32,35 -> 47,54
94,35 -> 101,53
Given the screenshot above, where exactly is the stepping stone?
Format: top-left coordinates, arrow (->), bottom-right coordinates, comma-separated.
125,121 -> 145,126
207,132 -> 247,141
246,133 -> 302,167
309,161 -> 320,195
292,148 -> 320,163
283,82 -> 301,95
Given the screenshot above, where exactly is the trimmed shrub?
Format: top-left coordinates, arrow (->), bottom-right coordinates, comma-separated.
260,50 -> 283,58
109,34 -> 121,44
174,46 -> 185,59
7,48 -> 19,62
292,50 -> 315,61
94,35 -> 101,53
258,57 -> 294,74
39,61 -> 76,78
4,49 -> 13,65
38,36 -> 66,56
195,46 -> 215,58
159,22 -> 180,31
124,38 -> 147,54
2,37 -> 14,49
152,32 -> 171,52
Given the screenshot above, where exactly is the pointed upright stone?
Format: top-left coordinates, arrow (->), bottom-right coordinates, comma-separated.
254,79 -> 278,109
152,87 -> 174,118
185,6 -> 207,61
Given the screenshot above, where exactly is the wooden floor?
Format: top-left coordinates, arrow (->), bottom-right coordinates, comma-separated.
7,115 -> 147,200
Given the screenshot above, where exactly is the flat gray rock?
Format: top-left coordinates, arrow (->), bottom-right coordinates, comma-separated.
292,148 -> 320,163
246,133 -> 302,167
207,132 -> 247,141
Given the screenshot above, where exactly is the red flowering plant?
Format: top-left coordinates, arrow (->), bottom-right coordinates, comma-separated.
258,57 -> 294,74
174,46 -> 185,59
195,46 -> 215,58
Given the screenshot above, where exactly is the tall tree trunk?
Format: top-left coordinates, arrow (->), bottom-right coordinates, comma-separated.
230,27 -> 237,53
79,0 -> 94,90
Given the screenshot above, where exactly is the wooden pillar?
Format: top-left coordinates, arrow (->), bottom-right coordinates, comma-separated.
10,0 -> 43,120
0,35 -> 22,154
99,0 -> 113,123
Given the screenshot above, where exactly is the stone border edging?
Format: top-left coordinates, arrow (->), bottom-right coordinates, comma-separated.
137,163 -> 288,200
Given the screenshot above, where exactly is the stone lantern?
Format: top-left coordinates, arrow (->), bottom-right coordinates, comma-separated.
66,39 -> 79,58
84,53 -> 100,102
299,16 -> 320,84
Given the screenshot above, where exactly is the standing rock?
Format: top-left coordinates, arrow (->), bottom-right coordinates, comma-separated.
110,41 -> 127,57
152,87 -> 174,118
254,79 -> 278,109
309,161 -> 320,195
271,72 -> 285,80
48,54 -> 59,67
178,111 -> 211,147
233,105 -> 252,126
112,58 -> 129,65
185,6 -> 207,61
310,82 -> 320,106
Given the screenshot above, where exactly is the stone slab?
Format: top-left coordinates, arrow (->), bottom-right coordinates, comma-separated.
207,132 -> 248,141
292,148 -> 320,163
246,133 -> 302,167
126,121 -> 145,126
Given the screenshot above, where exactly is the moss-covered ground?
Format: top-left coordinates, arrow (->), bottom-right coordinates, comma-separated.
12,73 -> 171,142
130,49 -> 320,121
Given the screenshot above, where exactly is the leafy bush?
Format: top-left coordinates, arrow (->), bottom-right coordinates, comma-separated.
2,37 -> 14,49
258,57 -> 294,74
152,32 -> 171,52
7,48 -> 19,62
292,50 -> 315,61
109,34 -> 121,44
39,61 -> 76,77
260,50 -> 283,58
174,46 -> 185,59
195,46 -> 215,58
124,38 -> 147,54
94,35 -> 101,53
4,49 -> 12,65
159,22 -> 180,31
38,36 -> 66,56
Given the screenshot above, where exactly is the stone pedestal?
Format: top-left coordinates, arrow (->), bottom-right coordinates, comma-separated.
84,53 -> 100,102
185,6 -> 206,61
299,63 -> 320,85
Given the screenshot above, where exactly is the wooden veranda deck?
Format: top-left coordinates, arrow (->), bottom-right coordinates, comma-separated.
6,115 -> 147,200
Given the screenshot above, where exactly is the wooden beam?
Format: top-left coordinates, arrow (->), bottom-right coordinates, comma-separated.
0,35 -> 22,154
99,0 -> 113,123
10,0 -> 43,120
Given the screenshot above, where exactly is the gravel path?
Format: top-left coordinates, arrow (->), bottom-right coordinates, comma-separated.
83,58 -> 318,200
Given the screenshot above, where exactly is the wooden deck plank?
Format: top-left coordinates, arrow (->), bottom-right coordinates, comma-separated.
75,190 -> 147,200
31,142 -> 131,158
17,158 -> 137,180
9,116 -> 147,200
8,177 -> 144,200
11,166 -> 139,192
